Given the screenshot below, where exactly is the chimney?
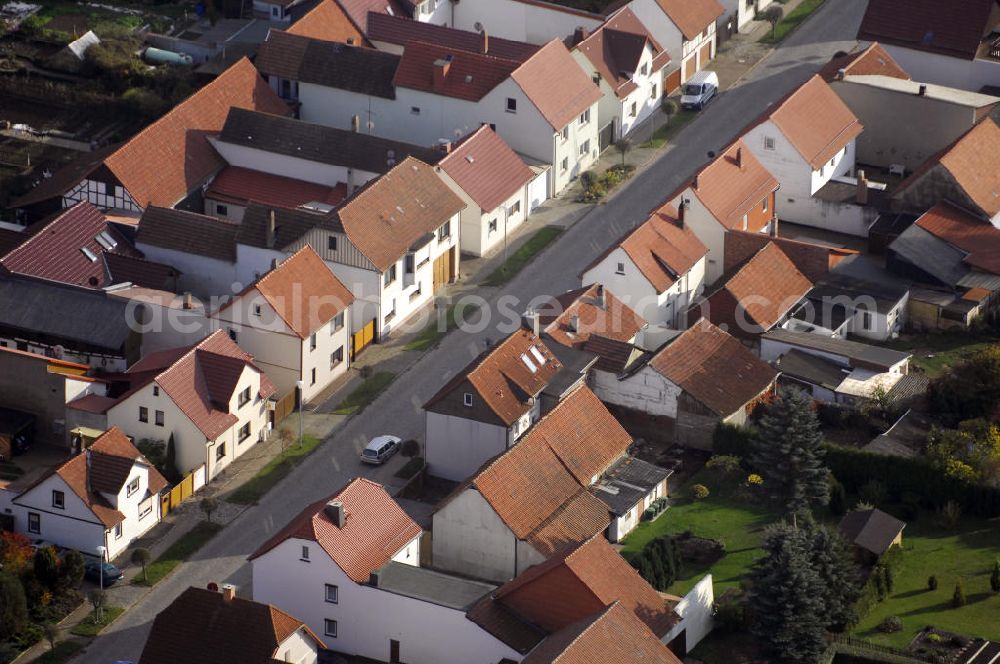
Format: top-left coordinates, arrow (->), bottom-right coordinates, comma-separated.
569,314 -> 579,333
437,140 -> 452,154
369,570 -> 382,587
595,284 -> 606,310
221,584 -> 236,601
351,114 -> 360,132
855,169 -> 869,206
207,582 -> 219,592
735,146 -> 744,170
572,26 -> 588,45
433,56 -> 453,92
266,209 -> 277,249
692,173 -> 699,190
677,200 -> 686,227
324,500 -> 346,528
836,68 -> 846,80
183,292 -> 193,310
481,29 -> 489,54
918,84 -> 927,96
523,308 -> 541,336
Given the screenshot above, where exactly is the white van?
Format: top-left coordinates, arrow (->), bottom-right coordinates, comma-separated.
680,70 -> 719,110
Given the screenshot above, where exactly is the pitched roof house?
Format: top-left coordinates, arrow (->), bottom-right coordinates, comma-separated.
581,202 -> 708,326
724,230 -> 855,282
285,0 -> 368,45
212,246 -> 354,401
9,427 -> 167,560
367,12 -> 540,60
203,167 -> 348,222
139,586 -> 325,664
838,507 -> 906,557
0,202 -> 178,291
819,42 -> 911,82
13,59 -> 289,217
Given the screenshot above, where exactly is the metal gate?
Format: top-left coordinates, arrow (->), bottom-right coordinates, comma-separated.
598,121 -> 615,151
351,319 -> 375,359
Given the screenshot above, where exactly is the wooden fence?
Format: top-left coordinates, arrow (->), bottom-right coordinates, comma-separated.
272,390 -> 297,426
160,463 -> 205,516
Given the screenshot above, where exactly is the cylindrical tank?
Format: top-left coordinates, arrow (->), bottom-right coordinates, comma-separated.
142,47 -> 194,66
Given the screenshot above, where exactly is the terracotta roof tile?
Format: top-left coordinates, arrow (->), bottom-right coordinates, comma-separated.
655,0 -> 725,41
367,12 -> 540,62
714,242 -> 813,331
649,320 -> 777,415
335,0 -> 410,33
139,586 -> 323,664
249,477 -> 421,583
511,39 -> 603,130
819,42 -> 910,81
103,59 -> 288,208
438,126 -> 535,212
222,245 -> 354,339
915,202 -> 1000,275
393,41 -> 521,102
424,328 -> 564,427
858,0 -> 998,60
522,601 -> 682,664
937,117 -> 1000,218
724,230 -> 856,282
468,595 -> 547,654
286,0 -> 368,45
206,166 -> 347,209
333,156 -> 465,271
682,139 -> 780,230
136,206 -> 239,262
493,534 -> 677,637
542,284 -> 645,349
575,8 -> 670,99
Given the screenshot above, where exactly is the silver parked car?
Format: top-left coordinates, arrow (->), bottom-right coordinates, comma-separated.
361,435 -> 402,465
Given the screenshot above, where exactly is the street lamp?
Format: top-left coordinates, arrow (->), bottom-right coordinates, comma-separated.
96,544 -> 106,588
295,380 -> 305,447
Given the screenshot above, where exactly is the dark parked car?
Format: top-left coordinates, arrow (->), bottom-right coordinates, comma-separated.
84,559 -> 123,587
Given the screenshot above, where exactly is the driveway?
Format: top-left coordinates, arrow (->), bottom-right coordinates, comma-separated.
75,2 -> 867,660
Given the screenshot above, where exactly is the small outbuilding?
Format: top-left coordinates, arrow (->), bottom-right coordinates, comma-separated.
838,508 -> 905,560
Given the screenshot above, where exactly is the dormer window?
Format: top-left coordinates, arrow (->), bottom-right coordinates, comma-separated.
530,346 -> 546,366
127,477 -> 140,497
463,393 -> 473,407
520,353 -> 537,373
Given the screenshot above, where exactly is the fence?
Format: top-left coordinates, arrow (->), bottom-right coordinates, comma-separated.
272,390 -> 297,427
825,636 -> 929,664
160,463 -> 206,516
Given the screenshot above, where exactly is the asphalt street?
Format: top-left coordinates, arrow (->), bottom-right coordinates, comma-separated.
79,2 -> 868,660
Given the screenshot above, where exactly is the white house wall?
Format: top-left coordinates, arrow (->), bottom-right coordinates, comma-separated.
107,386 -> 206,475
628,0 -> 684,64
63,178 -> 141,213
10,474 -> 107,556
137,242 -> 240,299
874,43 -> 1000,92
433,0 -> 603,44
424,411 -> 509,481
104,461 -> 162,559
662,574 -> 715,650
590,366 -> 682,418
276,629 -> 320,664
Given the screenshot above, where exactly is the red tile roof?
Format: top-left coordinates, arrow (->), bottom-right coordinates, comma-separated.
575,8 -> 671,99
542,284 -> 646,349
511,39 -> 603,130
205,167 -> 347,209
423,328 -> 564,427
0,201 -> 175,290
334,0 -> 411,33
819,42 -> 910,81
393,41 -> 522,102
334,157 -> 465,272
139,586 -> 324,664
493,534 -> 676,637
249,477 -> 421,583
857,0 -> 999,60
724,230 -> 856,282
679,139 -> 780,230
762,75 -> 864,170
102,58 -> 289,208
712,242 -> 813,332
521,601 -> 682,664
367,12 -> 540,62
438,126 -> 535,212
655,0 -> 725,41
221,245 -> 354,339
915,202 -> 1000,275
936,117 -> 1000,218
286,0 -> 368,45
649,319 -> 777,415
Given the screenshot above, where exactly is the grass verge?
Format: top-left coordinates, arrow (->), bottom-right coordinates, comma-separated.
641,110 -> 697,149
70,607 -> 124,637
404,303 -> 482,352
228,434 -> 323,504
759,0 -> 826,43
394,456 -> 424,479
481,227 -> 563,287
331,372 -> 396,416
38,641 -> 83,664
133,521 -> 222,586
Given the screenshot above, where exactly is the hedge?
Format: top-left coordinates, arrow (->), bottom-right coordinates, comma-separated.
854,546 -> 904,624
712,422 -> 755,458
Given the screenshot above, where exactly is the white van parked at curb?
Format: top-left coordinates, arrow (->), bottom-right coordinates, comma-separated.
681,70 -> 719,110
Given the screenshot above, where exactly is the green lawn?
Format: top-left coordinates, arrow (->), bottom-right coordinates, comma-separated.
228,434 -> 322,504
759,0 -> 826,43
38,641 -> 83,664
134,521 -> 222,586
620,470 -> 778,595
70,607 -> 124,637
852,513 -> 1000,648
481,227 -> 563,287
331,371 -> 396,416
404,303 -> 482,352
878,332 -> 999,379
641,109 -> 697,149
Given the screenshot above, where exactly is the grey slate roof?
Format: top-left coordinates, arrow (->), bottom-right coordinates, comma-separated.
255,30 -> 399,99
373,561 -> 496,611
0,277 -> 133,351
838,508 -> 906,556
762,329 -> 911,371
137,207 -> 240,262
776,349 -> 848,392
217,108 -> 440,174
890,224 -> 971,287
591,456 -> 672,517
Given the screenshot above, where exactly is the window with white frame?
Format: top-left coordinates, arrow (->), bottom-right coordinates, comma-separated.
506,97 -> 517,113
301,545 -> 310,561
325,584 -> 339,603
616,262 -> 625,275
763,136 -> 776,150
139,496 -> 153,520
488,218 -> 498,234
509,200 -> 520,216
561,157 -> 568,172
114,522 -> 123,539
579,108 -> 591,125
127,477 -> 140,497
238,422 -> 251,442
463,393 -> 473,407
330,347 -> 344,369
310,333 -> 317,351
311,368 -> 316,385
438,220 -> 451,240
52,490 -> 64,509
384,264 -> 397,287
28,512 -> 40,533
333,312 -> 345,332
139,406 -> 148,423
762,197 -> 769,212
217,441 -> 228,459
580,140 -> 590,156
324,619 -> 337,638
238,386 -> 251,408
253,304 -> 262,317
155,410 -> 164,427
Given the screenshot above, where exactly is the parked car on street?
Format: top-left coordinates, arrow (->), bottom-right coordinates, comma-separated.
361,435 -> 402,465
681,70 -> 719,110
84,559 -> 123,587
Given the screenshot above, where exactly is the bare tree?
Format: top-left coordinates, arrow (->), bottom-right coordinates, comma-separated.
615,137 -> 633,167
131,548 -> 151,583
761,6 -> 783,38
44,623 -> 58,651
88,588 -> 107,622
200,496 -> 219,524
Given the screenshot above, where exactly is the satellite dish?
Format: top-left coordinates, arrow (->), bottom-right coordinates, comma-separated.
52,344 -> 65,359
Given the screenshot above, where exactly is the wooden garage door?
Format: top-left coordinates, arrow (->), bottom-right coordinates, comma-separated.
699,40 -> 713,67
684,54 -> 697,81
663,67 -> 681,94
351,319 -> 375,359
433,247 -> 455,291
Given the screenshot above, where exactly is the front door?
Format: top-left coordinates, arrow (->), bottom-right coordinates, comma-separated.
432,247 -> 454,292
390,639 -> 401,663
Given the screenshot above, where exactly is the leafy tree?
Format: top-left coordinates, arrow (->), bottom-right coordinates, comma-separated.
927,419 -> 1000,484
615,138 -> 632,167
200,496 -> 219,523
952,579 -> 967,608
751,388 -> 829,524
88,588 -> 107,622
33,546 -> 60,591
928,346 -> 1000,426
131,548 -> 152,583
400,439 -> 421,459
662,98 -> 678,126
0,572 -> 28,641
0,531 -> 33,575
706,454 -> 742,477
58,550 -> 85,592
760,6 -> 784,37
990,558 -> 1000,593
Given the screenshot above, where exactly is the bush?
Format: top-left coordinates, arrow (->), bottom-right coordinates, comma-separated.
952,579 -> 967,608
937,500 -> 962,530
928,346 -> 1000,426
692,484 -> 710,499
829,476 -> 847,517
878,616 -> 903,633
626,535 -> 680,590
991,558 -> 1000,593
859,479 -> 888,506
714,591 -> 745,634
705,454 -> 742,476
580,170 -> 598,188
927,633 -> 942,643
579,182 -> 607,203
713,422 -> 755,459
928,575 -> 938,591
122,87 -> 166,118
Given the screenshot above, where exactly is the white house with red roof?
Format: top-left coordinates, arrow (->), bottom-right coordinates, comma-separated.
250,477 -> 522,664
625,0 -> 725,91
3,427 -> 167,560
70,330 -> 276,480
436,126 -> 541,256
211,246 -> 354,402
417,0 -> 605,45
581,201 -> 708,326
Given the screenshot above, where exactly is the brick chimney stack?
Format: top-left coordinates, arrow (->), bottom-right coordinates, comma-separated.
433,56 -> 453,92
